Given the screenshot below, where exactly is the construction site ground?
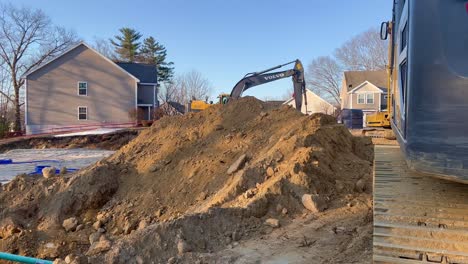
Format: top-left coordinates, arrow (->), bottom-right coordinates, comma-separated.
0,98 -> 384,264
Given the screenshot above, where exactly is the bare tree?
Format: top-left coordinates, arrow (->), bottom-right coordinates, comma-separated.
181,70 -> 212,102
0,3 -> 77,131
306,56 -> 342,105
334,28 -> 388,71
158,70 -> 212,105
306,28 -> 388,107
91,37 -> 117,60
158,80 -> 181,103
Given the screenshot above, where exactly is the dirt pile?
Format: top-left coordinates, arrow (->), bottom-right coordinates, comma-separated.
0,129 -> 139,153
0,97 -> 373,263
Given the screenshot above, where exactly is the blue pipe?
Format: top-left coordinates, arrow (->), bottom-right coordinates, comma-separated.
0,252 -> 53,264
0,159 -> 60,165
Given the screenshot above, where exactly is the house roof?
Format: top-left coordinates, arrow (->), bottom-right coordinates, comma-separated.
343,70 -> 387,92
116,62 -> 158,84
283,89 -> 334,108
166,101 -> 185,114
347,80 -> 388,94
22,42 -> 140,82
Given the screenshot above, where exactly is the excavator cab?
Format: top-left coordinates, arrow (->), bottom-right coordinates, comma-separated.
218,93 -> 230,105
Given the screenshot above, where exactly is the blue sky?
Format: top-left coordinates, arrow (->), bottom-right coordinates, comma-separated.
10,0 -> 392,100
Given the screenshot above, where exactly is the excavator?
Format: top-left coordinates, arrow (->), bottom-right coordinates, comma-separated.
228,59 -> 306,111
188,94 -> 230,112
373,1 -> 468,263
188,59 -> 307,112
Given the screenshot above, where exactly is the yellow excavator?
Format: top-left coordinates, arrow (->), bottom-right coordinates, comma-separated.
188,94 -> 230,112
373,1 -> 468,263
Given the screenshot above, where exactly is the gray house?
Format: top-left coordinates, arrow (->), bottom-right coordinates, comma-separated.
23,42 -> 158,135
340,70 -> 387,114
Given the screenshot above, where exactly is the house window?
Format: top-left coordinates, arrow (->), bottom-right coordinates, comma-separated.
78,107 -> 87,120
357,93 -> 375,104
78,82 -> 87,96
357,94 -> 366,104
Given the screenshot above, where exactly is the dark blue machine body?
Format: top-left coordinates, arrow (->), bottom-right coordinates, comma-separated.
391,0 -> 468,182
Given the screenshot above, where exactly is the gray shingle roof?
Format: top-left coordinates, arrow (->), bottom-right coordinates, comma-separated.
344,70 -> 387,92
167,101 -> 186,114
116,62 -> 158,83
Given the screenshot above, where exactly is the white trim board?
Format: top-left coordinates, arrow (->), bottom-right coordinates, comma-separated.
347,81 -> 385,94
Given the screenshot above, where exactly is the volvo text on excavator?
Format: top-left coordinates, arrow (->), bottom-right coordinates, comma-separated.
188,60 -> 306,113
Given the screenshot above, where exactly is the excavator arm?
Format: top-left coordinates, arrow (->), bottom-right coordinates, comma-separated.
229,59 -> 307,111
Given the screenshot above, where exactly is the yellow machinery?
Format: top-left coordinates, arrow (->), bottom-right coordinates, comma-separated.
365,23 -> 393,129
188,93 -> 230,112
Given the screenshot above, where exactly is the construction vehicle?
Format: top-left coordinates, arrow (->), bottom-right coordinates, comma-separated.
189,60 -> 307,112
373,1 -> 468,263
228,59 -> 306,111
188,94 -> 230,112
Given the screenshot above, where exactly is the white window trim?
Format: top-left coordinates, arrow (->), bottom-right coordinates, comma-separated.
357,94 -> 366,104
78,81 -> 88,96
78,106 -> 88,120
366,93 -> 374,104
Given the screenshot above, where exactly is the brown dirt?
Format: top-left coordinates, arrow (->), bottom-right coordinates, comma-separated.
0,129 -> 140,153
0,97 -> 374,263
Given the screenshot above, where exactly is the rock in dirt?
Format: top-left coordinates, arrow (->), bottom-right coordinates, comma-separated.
335,180 -> 345,192
42,167 -> 57,178
177,240 -> 191,254
92,220 -> 102,230
138,219 -> 148,230
64,254 -> 87,264
89,232 -> 101,244
265,218 -> 280,228
167,257 -> 177,264
53,259 -> 66,264
86,236 -> 112,255
39,242 -> 59,259
266,167 -> 275,177
232,231 -> 242,241
62,217 -> 78,232
243,188 -> 257,199
227,154 -> 247,174
355,178 -> 366,192
301,194 -> 327,213
123,220 -> 136,234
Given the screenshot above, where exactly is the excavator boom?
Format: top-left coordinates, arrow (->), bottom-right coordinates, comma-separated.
229,59 -> 306,111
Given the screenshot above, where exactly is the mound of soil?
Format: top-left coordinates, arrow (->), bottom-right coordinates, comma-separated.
0,130 -> 139,153
0,97 -> 373,263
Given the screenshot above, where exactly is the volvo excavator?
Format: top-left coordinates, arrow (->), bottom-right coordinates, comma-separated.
188,59 -> 307,112
373,1 -> 468,263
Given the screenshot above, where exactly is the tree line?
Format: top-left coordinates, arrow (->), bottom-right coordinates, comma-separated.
306,28 -> 388,106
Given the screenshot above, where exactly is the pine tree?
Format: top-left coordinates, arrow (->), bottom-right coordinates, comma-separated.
110,28 -> 142,62
138,36 -> 174,83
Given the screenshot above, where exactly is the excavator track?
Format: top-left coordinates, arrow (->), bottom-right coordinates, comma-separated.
373,145 -> 468,264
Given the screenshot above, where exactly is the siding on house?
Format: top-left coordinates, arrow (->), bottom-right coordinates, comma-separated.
348,82 -> 382,112
26,44 -> 137,134
285,89 -> 335,115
